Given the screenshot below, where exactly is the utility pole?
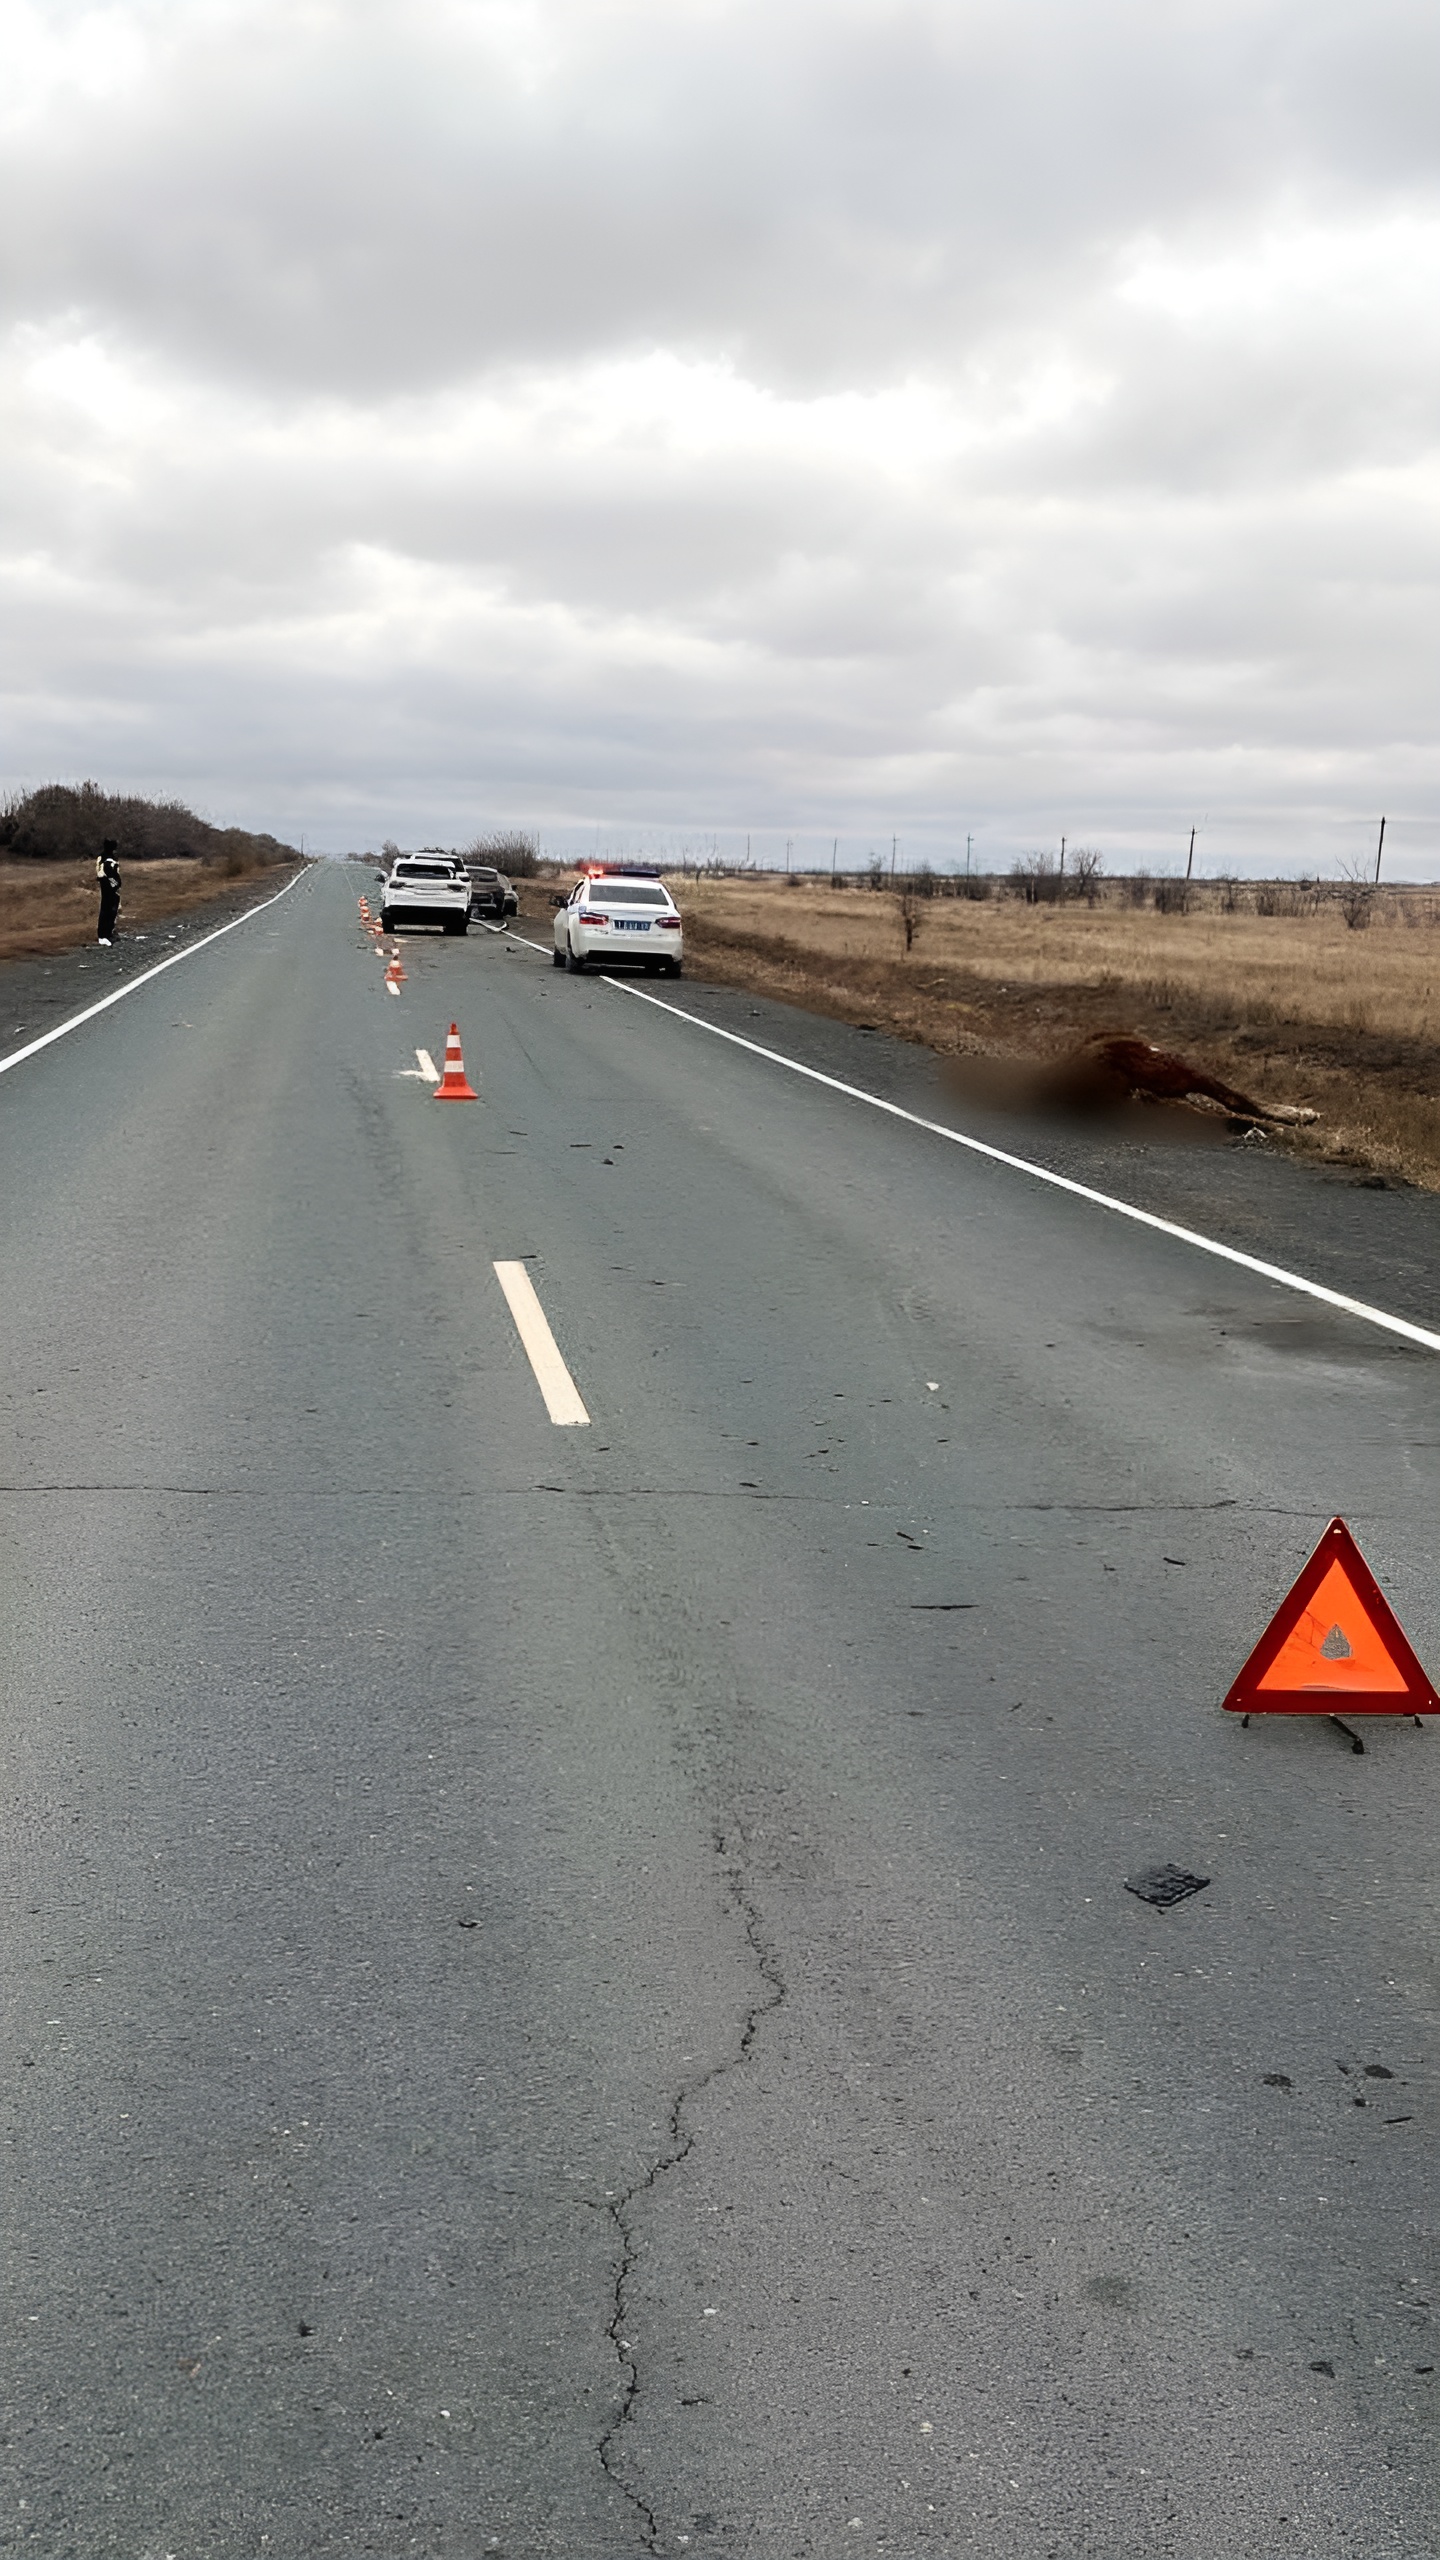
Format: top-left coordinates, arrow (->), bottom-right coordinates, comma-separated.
966,833 -> 972,878
1375,815 -> 1387,884
890,835 -> 897,881
1186,826 -> 1196,881
1059,834 -> 1065,881
832,837 -> 838,880
786,838 -> 792,873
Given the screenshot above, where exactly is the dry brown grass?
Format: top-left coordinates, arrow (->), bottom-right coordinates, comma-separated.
0,855 -> 298,964
648,876 -> 1440,1189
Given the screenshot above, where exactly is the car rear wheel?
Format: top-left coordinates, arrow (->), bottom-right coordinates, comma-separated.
565,942 -> 585,972
443,917 -> 468,935
380,909 -> 394,931
551,944 -> 565,967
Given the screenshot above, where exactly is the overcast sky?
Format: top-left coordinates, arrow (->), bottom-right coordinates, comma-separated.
3,0 -> 1438,871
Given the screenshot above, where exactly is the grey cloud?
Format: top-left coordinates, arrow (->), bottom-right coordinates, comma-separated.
2,0 -> 1438,864
5,0 -> 1437,394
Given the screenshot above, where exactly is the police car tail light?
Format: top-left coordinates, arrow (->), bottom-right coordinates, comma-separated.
656,913 -> 681,927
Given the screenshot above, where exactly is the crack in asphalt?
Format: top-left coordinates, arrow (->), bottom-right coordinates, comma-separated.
596,1819 -> 786,2550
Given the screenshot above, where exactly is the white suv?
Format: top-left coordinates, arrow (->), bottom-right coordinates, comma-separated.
553,870 -> 683,976
379,857 -> 471,934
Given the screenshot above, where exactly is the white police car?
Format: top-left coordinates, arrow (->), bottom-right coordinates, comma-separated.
553,867 -> 683,976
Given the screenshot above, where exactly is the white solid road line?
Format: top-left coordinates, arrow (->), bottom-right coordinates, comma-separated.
493,1261 -> 591,1426
0,870 -> 305,1079
502,934 -> 1440,1359
415,1047 -> 440,1083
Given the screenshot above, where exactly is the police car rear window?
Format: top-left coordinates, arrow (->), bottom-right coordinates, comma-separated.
587,883 -> 669,905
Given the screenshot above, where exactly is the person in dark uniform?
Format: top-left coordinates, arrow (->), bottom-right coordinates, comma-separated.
96,840 -> 121,944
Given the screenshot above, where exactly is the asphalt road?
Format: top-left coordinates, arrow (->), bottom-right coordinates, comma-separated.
2,863 -> 1435,2559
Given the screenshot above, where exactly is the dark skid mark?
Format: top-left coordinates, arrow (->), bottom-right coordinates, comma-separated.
1124,1865 -> 1211,1909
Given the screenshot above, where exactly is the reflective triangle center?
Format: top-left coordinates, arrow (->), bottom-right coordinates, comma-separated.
1257,1559 -> 1409,1693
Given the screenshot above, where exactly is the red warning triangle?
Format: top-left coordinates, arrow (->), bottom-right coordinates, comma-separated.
1223,1517 -> 1439,1717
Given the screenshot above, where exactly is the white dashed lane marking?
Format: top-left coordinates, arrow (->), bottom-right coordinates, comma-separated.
415,1048 -> 440,1083
493,1261 -> 591,1426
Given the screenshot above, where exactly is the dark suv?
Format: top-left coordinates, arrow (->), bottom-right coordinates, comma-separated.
465,864 -> 519,920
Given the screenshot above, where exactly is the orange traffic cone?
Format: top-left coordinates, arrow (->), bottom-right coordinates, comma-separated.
433,1022 -> 478,1100
385,954 -> 406,986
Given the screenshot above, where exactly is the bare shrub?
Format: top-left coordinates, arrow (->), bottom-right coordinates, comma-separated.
1011,853 -> 1061,905
1154,878 -> 1191,915
1123,870 -> 1151,908
1070,848 -> 1105,905
469,828 -> 540,877
1335,863 -> 1375,931
1254,881 -> 1306,918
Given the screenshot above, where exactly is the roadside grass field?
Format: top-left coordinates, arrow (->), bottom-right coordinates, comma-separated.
0,853 -> 298,964
638,874 -> 1440,1191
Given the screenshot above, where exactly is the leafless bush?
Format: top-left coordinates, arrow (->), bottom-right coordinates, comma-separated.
1069,848 -> 1105,904
468,828 -> 540,877
1154,878 -> 1191,915
1123,870 -> 1152,908
1011,853 -> 1062,905
1255,880 -> 1307,918
1335,862 -> 1375,931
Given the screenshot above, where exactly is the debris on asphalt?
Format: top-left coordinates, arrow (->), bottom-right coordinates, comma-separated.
1124,1864 -> 1211,1909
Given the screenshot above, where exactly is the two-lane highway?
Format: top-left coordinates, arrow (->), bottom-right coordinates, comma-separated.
2,862 -> 1434,2556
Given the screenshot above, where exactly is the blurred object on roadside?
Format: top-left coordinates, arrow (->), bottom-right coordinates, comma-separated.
943,1035 -> 1319,1131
